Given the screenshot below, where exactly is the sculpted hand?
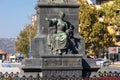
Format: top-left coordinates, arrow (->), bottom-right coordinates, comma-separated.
45,18 -> 48,21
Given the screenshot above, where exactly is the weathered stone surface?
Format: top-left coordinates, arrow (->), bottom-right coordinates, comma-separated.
23,58 -> 42,68
41,54 -> 83,77
31,0 -> 86,57
22,0 -> 99,78
42,54 -> 82,68
42,70 -> 82,78
37,0 -> 78,4
31,36 -> 49,58
82,58 -> 99,68
82,58 -> 100,77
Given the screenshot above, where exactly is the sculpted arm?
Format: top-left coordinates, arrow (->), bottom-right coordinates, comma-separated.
45,18 -> 58,23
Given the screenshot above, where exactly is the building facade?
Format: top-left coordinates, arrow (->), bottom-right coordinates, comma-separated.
0,49 -> 6,60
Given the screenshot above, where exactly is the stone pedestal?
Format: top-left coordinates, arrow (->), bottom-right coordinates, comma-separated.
22,0 -> 100,78
82,58 -> 100,77
22,58 -> 42,72
31,0 -> 86,58
41,54 -> 83,78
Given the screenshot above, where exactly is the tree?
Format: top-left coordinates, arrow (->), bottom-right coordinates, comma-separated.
111,0 -> 120,33
78,0 -> 114,56
101,0 -> 120,43
15,20 -> 37,57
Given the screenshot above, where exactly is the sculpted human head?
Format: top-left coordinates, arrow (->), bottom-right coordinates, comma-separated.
59,12 -> 65,19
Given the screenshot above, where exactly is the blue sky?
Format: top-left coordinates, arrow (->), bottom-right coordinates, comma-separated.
0,0 -> 37,38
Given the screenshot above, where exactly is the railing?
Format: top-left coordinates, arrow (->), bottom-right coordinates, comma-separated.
1,72 -> 120,80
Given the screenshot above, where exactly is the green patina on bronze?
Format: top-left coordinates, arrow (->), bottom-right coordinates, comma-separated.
45,12 -> 73,55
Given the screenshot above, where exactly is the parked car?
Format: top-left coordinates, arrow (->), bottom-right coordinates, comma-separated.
2,60 -> 14,67
96,58 -> 111,67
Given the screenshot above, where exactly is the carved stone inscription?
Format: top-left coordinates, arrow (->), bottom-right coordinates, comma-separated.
42,57 -> 82,68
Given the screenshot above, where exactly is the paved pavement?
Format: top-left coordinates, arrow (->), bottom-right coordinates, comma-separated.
0,62 -> 23,74
109,61 -> 120,68
97,62 -> 120,73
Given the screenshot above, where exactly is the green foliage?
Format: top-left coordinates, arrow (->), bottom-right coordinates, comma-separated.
15,22 -> 37,57
78,0 -> 115,56
101,0 -> 120,43
113,0 -> 120,30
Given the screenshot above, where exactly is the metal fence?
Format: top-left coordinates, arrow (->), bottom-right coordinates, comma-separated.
1,72 -> 120,80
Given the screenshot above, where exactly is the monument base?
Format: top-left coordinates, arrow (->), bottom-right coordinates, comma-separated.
22,58 -> 42,72
22,55 -> 100,78
82,58 -> 100,77
41,54 -> 83,78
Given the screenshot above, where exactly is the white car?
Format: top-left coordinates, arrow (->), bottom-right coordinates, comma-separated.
96,58 -> 111,66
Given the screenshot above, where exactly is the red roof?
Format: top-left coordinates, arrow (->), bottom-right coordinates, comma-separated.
0,49 -> 6,54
